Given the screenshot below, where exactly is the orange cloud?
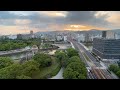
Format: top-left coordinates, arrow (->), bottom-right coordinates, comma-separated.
64,24 -> 108,31
106,13 -> 120,26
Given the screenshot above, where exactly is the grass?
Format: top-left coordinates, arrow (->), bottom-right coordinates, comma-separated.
83,53 -> 91,62
33,57 -> 61,79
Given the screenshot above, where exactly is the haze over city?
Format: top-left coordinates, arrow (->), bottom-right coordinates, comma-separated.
1,11 -> 120,35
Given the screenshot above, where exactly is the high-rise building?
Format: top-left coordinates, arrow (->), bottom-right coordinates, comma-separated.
56,35 -> 63,41
102,31 -> 115,39
17,34 -> 22,39
64,35 -> 67,42
77,34 -> 85,42
102,31 -> 106,38
93,38 -> 120,61
115,33 -> 120,39
85,33 -> 90,42
7,35 -> 17,39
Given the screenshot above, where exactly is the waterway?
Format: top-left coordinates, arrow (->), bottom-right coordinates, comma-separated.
0,43 -> 72,61
1,51 -> 33,60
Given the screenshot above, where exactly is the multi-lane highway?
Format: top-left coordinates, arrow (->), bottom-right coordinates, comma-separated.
68,35 -> 117,79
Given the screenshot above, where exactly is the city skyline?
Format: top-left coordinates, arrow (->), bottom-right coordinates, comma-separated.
1,11 -> 120,35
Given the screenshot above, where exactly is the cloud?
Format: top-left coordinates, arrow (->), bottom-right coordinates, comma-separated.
15,19 -> 31,25
1,11 -> 120,35
63,11 -> 110,28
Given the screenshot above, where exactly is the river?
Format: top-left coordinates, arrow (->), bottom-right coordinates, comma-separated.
1,51 -> 33,60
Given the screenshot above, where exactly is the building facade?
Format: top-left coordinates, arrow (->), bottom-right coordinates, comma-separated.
93,38 -> 120,61
102,31 -> 115,39
77,34 -> 85,42
64,35 -> 67,42
17,31 -> 35,39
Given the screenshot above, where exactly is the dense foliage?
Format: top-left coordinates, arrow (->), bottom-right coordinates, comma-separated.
109,64 -> 119,73
67,56 -> 82,65
0,57 -> 14,69
109,64 -> 120,78
63,62 -> 87,79
33,53 -> 52,67
66,48 -> 79,58
21,60 -> 40,78
0,38 -> 41,51
0,42 -> 27,51
55,50 -> 69,67
16,75 -> 32,79
0,60 -> 40,79
0,64 -> 22,79
63,56 -> 87,79
55,48 -> 87,79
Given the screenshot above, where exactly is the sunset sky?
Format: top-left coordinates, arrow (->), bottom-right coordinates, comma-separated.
0,11 -> 120,35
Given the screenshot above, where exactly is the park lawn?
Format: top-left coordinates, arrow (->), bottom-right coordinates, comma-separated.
33,57 -> 61,79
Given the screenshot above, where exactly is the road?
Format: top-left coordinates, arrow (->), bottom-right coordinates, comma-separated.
68,35 -> 117,79
50,68 -> 64,79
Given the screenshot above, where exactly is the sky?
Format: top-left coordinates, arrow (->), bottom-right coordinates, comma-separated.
0,11 -> 120,35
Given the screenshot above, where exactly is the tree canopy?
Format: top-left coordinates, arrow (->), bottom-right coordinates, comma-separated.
55,50 -> 69,67
0,64 -> 22,79
63,62 -> 87,79
67,56 -> 82,65
0,38 -> 41,51
33,53 -> 52,67
0,60 -> 40,79
0,57 -> 14,69
66,48 -> 79,58
109,64 -> 119,73
21,60 -> 40,77
16,75 -> 32,79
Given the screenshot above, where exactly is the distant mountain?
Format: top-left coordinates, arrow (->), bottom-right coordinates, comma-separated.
109,29 -> 120,34
78,29 -> 120,35
34,29 -> 120,36
75,29 -> 102,35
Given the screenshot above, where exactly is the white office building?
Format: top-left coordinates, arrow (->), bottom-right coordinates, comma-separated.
64,36 -> 67,42
77,34 -> 85,42
7,35 -> 17,39
56,35 -> 63,41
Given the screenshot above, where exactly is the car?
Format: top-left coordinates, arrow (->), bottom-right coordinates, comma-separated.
87,69 -> 90,72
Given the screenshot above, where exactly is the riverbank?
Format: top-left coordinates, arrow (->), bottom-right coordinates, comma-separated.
0,48 -> 32,56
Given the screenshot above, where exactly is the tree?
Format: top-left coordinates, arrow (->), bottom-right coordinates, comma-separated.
116,70 -> 120,78
21,60 -> 40,78
0,57 -> 14,69
16,75 -> 32,79
0,64 -> 22,79
109,64 -> 119,73
117,61 -> 120,68
55,50 -> 69,67
67,56 -> 82,65
63,62 -> 87,79
33,53 -> 52,67
66,48 -> 79,58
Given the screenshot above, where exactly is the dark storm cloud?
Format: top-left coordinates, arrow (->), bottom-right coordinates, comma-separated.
28,11 -> 110,30
0,11 -> 110,30
63,11 -> 109,27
